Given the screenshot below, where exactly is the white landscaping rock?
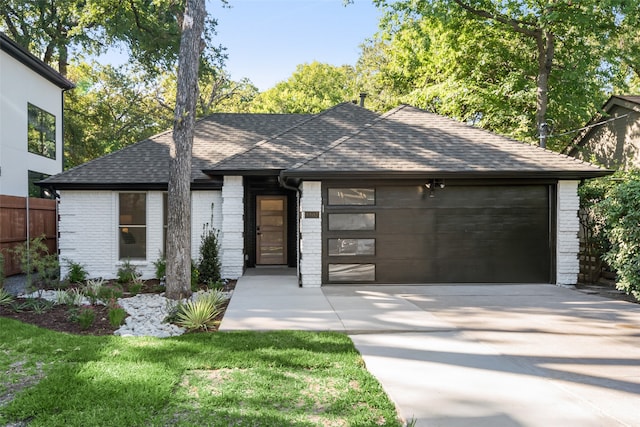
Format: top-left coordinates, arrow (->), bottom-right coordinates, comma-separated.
114,293 -> 186,338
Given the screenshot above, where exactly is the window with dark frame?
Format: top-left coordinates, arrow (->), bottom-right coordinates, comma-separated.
27,103 -> 56,159
326,187 -> 377,282
119,193 -> 146,260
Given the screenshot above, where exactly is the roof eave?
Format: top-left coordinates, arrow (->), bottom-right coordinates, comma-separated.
1,33 -> 75,90
38,180 -> 223,191
281,169 -> 615,180
202,169 -> 282,176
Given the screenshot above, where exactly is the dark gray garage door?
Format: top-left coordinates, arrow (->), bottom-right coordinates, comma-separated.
323,182 -> 553,284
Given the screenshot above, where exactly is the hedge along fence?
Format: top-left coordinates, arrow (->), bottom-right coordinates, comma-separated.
0,195 -> 57,276
579,170 -> 640,301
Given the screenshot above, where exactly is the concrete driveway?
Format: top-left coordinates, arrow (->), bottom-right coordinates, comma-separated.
220,276 -> 640,427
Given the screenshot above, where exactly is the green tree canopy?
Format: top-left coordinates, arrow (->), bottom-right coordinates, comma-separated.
250,61 -> 360,114
64,62 -> 173,168
368,0 -> 640,149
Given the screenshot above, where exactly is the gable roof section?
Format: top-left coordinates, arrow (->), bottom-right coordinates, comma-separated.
284,105 -> 611,179
0,32 -> 74,90
42,113 -> 309,189
203,102 -> 380,175
564,95 -> 640,156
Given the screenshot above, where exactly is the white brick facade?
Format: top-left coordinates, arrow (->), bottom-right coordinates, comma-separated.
220,176 -> 244,279
299,181 -> 322,287
59,190 -> 221,280
556,180 -> 580,285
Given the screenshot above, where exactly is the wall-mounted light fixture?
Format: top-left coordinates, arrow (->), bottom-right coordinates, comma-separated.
424,179 -> 446,198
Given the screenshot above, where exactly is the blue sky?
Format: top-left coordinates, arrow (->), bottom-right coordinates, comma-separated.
210,0 -> 383,90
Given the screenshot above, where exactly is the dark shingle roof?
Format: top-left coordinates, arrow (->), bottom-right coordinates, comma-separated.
43,103 -> 610,189
284,105 -> 611,179
43,113 -> 309,188
206,102 -> 380,173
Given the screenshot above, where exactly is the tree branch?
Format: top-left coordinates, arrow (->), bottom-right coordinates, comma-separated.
451,0 -> 540,38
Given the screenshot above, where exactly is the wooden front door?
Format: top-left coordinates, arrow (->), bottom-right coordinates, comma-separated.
256,195 -> 287,264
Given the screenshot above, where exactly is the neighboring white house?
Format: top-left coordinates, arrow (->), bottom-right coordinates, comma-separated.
42,103 -> 612,287
0,32 -> 74,198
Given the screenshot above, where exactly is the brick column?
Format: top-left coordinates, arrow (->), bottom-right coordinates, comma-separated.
556,180 -> 580,286
300,181 -> 322,287
220,176 -> 244,279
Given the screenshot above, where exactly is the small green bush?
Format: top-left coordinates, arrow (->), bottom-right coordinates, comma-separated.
108,304 -> 127,327
13,235 -> 60,292
198,226 -> 221,285
153,255 -> 166,280
97,284 -> 124,301
69,306 -> 95,330
127,277 -> 143,295
65,260 -> 88,284
117,260 -> 141,285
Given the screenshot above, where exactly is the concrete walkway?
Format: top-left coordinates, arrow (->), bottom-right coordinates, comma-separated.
219,275 -> 640,427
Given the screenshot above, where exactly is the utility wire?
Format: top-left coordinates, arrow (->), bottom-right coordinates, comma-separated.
548,112 -> 632,139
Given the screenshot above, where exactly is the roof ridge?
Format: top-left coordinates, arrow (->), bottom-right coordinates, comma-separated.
288,104 -> 401,170
212,102 -> 365,170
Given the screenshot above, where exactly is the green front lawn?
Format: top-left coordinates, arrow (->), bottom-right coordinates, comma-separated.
0,318 -> 400,426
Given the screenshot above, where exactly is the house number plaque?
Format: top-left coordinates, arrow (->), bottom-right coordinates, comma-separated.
304,211 -> 320,218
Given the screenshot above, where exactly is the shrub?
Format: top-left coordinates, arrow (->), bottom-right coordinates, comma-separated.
65,260 -> 88,284
57,288 -> 86,306
69,306 -> 95,330
127,277 -> 143,295
117,260 -> 141,285
198,226 -> 221,285
153,255 -> 166,280
580,170 -> 640,300
0,288 -> 14,306
83,278 -> 106,304
97,284 -> 124,301
108,302 -> 127,327
596,172 -> 640,300
13,235 -> 60,293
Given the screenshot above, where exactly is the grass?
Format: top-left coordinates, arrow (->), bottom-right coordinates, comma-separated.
0,318 -> 400,426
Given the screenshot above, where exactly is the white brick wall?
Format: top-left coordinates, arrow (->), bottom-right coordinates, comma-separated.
59,190 -> 116,279
556,180 -> 580,285
191,191 -> 222,261
59,190 -> 222,280
220,176 -> 244,279
299,181 -> 322,287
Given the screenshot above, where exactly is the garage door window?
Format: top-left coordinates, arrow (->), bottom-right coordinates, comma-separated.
328,238 -> 375,256
328,188 -> 375,205
328,264 -> 375,281
328,213 -> 375,231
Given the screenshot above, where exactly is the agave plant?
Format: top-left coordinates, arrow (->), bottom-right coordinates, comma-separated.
175,291 -> 227,331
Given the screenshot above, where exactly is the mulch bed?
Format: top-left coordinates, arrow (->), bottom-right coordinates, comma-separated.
0,280 -> 235,336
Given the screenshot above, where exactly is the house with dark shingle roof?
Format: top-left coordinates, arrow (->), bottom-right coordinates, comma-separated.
565,95 -> 640,169
42,102 -> 611,287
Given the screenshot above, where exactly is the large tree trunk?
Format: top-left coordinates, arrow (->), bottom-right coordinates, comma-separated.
535,29 -> 554,148
165,0 -> 206,300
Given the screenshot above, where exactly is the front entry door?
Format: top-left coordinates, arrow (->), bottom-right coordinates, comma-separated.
256,195 -> 287,265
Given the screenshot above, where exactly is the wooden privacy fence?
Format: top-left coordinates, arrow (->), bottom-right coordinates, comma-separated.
0,195 -> 57,276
